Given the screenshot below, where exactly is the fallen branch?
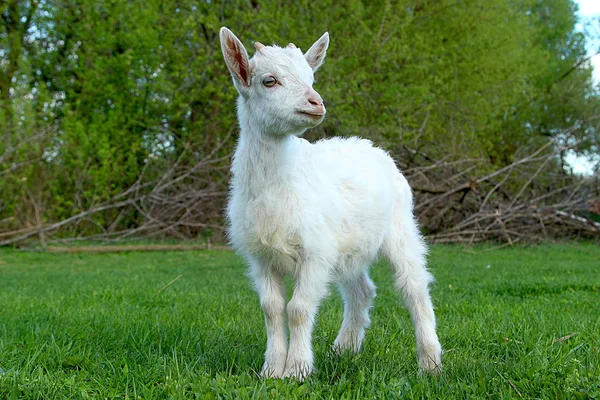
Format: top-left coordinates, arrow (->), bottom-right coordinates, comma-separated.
45,244 -> 231,253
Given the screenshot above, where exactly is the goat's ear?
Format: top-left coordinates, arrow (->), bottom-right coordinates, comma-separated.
220,27 -> 252,87
304,32 -> 329,72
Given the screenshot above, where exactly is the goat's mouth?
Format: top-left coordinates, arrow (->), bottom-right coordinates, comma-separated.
297,110 -> 325,120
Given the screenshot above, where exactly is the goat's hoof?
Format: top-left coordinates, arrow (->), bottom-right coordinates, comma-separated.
260,363 -> 285,379
418,342 -> 443,376
332,336 -> 363,355
282,361 -> 313,381
331,328 -> 365,356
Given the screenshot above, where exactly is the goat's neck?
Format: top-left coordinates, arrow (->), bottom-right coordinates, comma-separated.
232,111 -> 297,197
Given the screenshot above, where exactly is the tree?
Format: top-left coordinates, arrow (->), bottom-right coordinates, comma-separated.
1,0 -> 598,241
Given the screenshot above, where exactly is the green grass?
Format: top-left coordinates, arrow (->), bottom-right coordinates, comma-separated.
0,243 -> 598,399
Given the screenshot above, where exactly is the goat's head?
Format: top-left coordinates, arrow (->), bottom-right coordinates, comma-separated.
220,27 -> 329,136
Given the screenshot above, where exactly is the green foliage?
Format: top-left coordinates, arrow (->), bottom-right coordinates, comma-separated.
1,0 -> 598,234
0,244 -> 598,398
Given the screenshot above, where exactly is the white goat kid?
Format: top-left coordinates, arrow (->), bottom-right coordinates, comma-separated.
220,27 -> 442,380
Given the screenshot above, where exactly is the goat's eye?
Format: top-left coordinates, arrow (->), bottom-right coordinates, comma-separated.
263,77 -> 277,87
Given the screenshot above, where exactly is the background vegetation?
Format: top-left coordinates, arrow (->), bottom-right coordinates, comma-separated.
1,0 -> 599,244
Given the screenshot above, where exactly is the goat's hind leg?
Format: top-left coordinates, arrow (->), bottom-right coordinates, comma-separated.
333,271 -> 376,354
383,216 -> 443,374
249,261 -> 288,378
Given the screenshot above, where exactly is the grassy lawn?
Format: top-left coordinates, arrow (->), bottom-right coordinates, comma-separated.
0,243 -> 598,399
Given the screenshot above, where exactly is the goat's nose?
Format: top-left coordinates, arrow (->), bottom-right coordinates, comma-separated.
307,88 -> 324,107
308,95 -> 323,106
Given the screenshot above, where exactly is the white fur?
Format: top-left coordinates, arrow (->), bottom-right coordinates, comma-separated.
219,27 -> 442,380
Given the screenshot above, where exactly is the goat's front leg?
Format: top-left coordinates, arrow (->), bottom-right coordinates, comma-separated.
249,263 -> 287,378
283,263 -> 330,380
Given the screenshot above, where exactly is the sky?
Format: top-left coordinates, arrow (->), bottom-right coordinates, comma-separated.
575,0 -> 600,84
565,0 -> 599,174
